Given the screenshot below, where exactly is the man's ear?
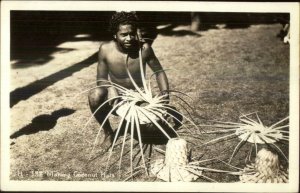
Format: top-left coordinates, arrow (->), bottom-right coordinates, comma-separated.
113,35 -> 116,39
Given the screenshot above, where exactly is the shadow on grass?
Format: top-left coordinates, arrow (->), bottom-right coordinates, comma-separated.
157,24 -> 201,37
10,108 -> 76,139
11,11 -> 112,67
10,52 -> 98,108
11,48 -> 76,69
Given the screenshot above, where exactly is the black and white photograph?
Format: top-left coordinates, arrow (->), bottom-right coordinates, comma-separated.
1,1 -> 299,192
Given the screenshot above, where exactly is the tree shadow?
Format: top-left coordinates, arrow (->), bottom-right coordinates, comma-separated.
11,11 -> 112,68
10,52 -> 98,108
11,48 -> 75,69
190,12 -> 289,31
11,11 -> 290,68
10,108 -> 76,139
10,11 -> 290,109
157,24 -> 201,37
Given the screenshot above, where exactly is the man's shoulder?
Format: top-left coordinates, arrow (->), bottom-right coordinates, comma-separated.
99,41 -> 115,54
141,42 -> 155,58
141,42 -> 151,51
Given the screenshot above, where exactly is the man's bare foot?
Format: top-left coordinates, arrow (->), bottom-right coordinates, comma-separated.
98,131 -> 113,153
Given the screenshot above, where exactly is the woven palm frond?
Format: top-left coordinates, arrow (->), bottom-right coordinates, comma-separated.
199,113 -> 289,163
239,148 -> 288,183
151,138 -> 236,182
151,138 -> 199,182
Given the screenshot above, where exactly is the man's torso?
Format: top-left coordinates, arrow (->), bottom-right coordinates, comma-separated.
101,41 -> 149,89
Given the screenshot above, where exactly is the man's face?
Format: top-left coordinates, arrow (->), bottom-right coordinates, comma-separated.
115,24 -> 137,50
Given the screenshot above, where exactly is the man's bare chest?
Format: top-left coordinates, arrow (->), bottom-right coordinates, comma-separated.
106,52 -> 145,77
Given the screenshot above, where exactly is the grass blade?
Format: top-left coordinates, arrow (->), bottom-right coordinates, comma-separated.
169,94 -> 195,114
149,69 -> 171,80
138,48 -> 151,97
88,101 -> 124,160
200,133 -> 237,146
203,128 -> 239,134
125,55 -> 148,101
186,165 -> 235,174
123,169 -> 142,182
269,117 -> 289,129
168,89 -> 194,101
176,167 -> 185,182
133,107 -> 149,176
228,133 -> 250,163
83,96 -> 124,131
129,110 -> 135,181
272,125 -> 289,130
161,105 -> 200,133
118,106 -> 133,176
271,143 -> 289,161
105,102 -> 131,173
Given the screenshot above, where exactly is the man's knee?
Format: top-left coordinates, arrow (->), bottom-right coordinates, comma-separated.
88,88 -> 108,108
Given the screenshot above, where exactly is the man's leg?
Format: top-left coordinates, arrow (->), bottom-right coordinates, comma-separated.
88,87 -> 114,150
166,105 -> 183,130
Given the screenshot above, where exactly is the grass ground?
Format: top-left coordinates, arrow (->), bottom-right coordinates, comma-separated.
10,23 -> 289,182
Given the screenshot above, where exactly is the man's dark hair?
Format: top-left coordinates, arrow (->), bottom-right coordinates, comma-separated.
109,11 -> 139,34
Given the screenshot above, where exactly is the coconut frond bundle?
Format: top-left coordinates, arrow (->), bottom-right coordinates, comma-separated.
150,138 -> 237,182
199,112 -> 289,163
79,47 -> 200,180
239,148 -> 288,183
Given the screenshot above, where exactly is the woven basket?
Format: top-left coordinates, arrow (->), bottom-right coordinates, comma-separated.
116,102 -> 165,125
151,138 -> 199,182
239,148 -> 288,183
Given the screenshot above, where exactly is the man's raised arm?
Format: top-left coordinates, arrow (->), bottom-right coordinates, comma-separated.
145,45 -> 170,101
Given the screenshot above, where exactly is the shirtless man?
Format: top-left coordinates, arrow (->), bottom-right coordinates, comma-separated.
88,12 -> 178,150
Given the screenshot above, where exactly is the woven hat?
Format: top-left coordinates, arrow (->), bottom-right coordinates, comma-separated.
150,138 -> 199,182
239,148 -> 288,183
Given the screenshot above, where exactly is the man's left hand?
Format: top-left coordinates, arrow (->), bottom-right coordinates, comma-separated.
160,90 -> 170,104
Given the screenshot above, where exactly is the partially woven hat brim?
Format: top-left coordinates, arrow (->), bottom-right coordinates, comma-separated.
239,163 -> 288,183
151,159 -> 199,182
116,102 -> 165,124
240,148 -> 288,183
150,138 -> 199,182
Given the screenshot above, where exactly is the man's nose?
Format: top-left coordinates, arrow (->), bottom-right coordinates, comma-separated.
125,35 -> 134,41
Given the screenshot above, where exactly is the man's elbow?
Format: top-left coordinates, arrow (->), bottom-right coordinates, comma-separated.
96,77 -> 109,85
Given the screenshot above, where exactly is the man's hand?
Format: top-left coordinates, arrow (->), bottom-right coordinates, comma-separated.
160,90 -> 170,104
